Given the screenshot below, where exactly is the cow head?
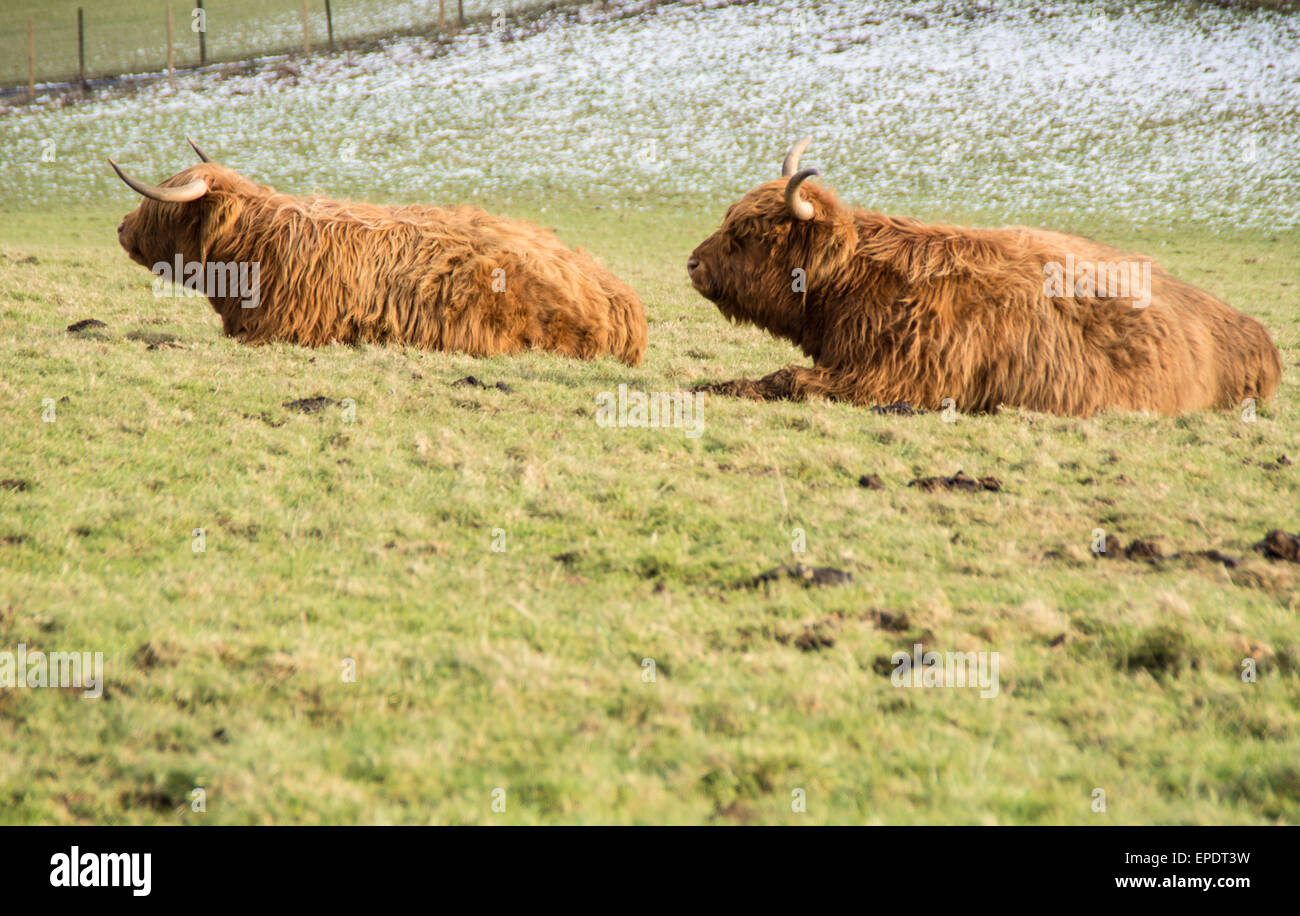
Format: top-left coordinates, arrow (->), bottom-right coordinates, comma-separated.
687,138 -> 857,345
111,138 -> 257,268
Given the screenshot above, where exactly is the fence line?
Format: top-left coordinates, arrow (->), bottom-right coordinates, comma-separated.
0,0 -> 595,98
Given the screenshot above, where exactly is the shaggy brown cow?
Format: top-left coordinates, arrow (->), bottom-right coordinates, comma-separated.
111,140 -> 647,365
687,138 -> 1281,416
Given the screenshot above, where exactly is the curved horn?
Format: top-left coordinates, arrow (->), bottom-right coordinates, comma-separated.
782,136 -> 812,178
186,136 -> 213,163
785,167 -> 820,221
108,159 -> 209,203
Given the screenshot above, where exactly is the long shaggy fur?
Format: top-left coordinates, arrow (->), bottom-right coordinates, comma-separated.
116,163 -> 647,365
688,178 -> 1281,416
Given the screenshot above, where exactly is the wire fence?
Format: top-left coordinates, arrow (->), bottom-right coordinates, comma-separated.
0,0 -> 576,95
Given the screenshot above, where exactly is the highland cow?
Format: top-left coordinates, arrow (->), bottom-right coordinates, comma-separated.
687,138 -> 1281,416
111,140 -> 647,365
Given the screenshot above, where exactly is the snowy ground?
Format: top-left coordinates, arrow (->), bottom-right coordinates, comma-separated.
2,0 -> 1298,228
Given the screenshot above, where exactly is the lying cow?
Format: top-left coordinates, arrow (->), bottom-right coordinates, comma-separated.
687,138 -> 1281,416
111,140 -> 647,365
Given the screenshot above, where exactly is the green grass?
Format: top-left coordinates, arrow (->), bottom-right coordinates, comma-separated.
0,198 -> 1297,824
0,0 -> 530,89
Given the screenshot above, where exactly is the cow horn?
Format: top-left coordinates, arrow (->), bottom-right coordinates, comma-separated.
187,136 -> 213,163
108,159 -> 209,203
785,167 -> 820,221
782,136 -> 812,178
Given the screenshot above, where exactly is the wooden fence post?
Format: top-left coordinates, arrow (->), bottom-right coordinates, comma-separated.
198,0 -> 207,66
167,7 -> 175,84
301,0 -> 311,54
27,20 -> 35,103
325,0 -> 334,52
440,0 -> 446,32
77,9 -> 86,93
459,0 -> 465,28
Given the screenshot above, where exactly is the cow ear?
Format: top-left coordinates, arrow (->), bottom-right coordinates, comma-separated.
196,193 -> 239,262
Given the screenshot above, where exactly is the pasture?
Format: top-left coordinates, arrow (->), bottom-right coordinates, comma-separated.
0,0 -> 514,88
1,0 -> 1298,824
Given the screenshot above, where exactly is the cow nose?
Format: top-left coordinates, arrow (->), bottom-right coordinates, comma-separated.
686,256 -> 700,273
117,221 -> 125,235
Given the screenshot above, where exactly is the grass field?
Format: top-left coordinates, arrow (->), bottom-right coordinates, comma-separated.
1,0 -> 1299,824
2,203 -> 1298,824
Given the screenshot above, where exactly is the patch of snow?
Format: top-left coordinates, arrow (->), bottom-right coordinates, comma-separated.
2,0 -> 1297,228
